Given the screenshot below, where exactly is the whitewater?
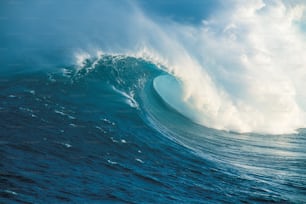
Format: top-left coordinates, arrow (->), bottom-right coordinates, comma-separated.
69,0 -> 306,135
1,0 -> 306,203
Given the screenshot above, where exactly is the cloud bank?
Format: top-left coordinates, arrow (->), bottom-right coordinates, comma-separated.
2,0 -> 306,134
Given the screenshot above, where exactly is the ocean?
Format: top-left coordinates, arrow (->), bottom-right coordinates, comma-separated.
1,0 -> 306,203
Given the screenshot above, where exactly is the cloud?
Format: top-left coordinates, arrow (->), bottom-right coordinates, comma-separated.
2,0 -> 306,134
127,0 -> 306,134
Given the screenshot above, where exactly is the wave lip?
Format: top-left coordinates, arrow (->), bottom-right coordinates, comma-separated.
72,51 -> 306,135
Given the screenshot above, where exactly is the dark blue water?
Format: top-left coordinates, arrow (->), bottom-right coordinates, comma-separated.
1,56 -> 306,203
1,0 -> 306,203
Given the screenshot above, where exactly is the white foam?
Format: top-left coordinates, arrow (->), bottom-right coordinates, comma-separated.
135,158 -> 144,163
4,190 -> 17,195
62,143 -> 72,148
75,51 -> 91,69
132,0 -> 306,134
107,159 -> 118,165
73,0 -> 306,134
111,86 -> 139,109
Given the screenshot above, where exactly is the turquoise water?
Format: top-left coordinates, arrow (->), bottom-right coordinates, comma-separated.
1,55 -> 305,203
1,0 -> 306,203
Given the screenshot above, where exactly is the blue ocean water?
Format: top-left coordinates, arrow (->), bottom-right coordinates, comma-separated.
1,0 -> 306,203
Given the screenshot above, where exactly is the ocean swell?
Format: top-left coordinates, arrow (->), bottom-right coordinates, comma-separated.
4,0 -> 306,134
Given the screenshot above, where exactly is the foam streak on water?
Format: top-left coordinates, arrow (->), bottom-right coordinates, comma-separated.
69,0 -> 306,134
108,0 -> 306,134
1,0 -> 306,203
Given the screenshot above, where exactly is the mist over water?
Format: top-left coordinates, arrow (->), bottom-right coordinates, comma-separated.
2,0 -> 306,134
1,1 -> 306,203
136,0 -> 306,134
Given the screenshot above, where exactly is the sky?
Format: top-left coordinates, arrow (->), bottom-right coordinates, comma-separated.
1,0 -> 306,134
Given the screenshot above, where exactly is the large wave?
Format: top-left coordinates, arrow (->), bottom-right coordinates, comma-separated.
4,0 -> 306,134
154,0 -> 306,134
70,0 -> 306,134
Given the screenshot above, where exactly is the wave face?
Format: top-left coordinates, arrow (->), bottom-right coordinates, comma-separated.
1,0 -> 306,203
1,55 -> 306,203
129,0 -> 306,135
2,0 -> 306,134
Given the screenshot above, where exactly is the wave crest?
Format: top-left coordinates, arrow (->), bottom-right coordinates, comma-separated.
72,0 -> 306,134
